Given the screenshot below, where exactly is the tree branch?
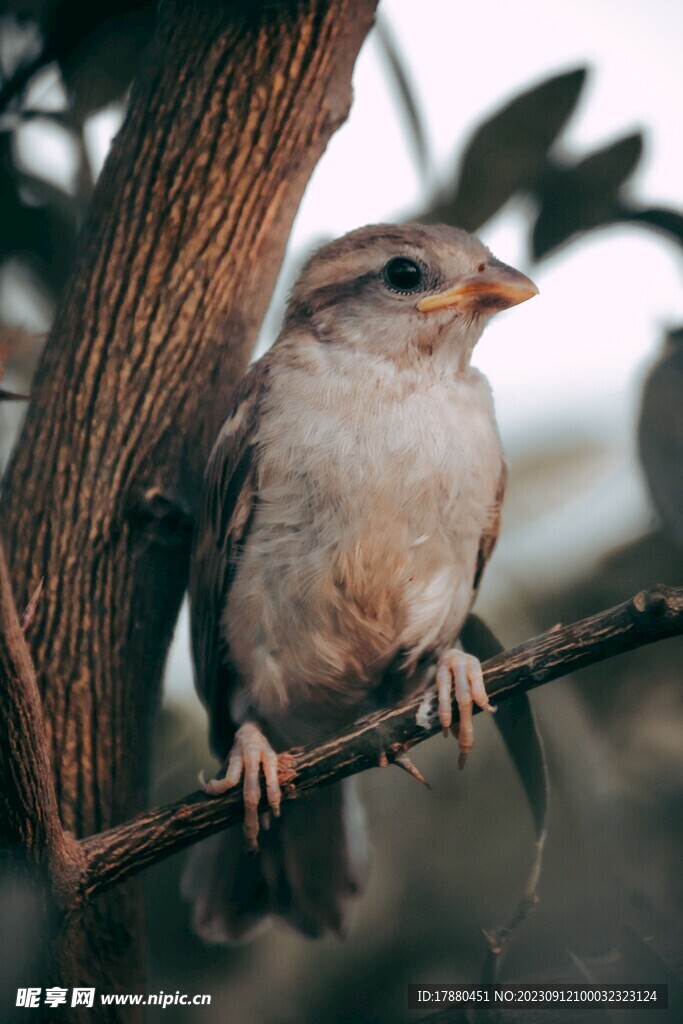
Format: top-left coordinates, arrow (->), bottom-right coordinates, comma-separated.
0,542 -> 83,905
79,583 -> 683,903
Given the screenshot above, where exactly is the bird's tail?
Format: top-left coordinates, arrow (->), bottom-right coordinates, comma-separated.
181,778 -> 368,943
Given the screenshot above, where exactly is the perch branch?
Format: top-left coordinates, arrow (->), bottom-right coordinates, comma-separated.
79,583 -> 683,902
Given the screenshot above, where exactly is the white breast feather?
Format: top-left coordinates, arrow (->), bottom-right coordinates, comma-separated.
225,344 -> 503,723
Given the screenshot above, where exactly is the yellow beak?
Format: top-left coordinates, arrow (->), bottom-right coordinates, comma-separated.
417,261 -> 538,315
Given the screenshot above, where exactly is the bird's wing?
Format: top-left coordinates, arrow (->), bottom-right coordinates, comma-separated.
189,358 -> 270,757
472,462 -> 507,596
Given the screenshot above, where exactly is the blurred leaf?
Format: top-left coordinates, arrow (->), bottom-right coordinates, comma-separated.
423,67 -> 587,230
0,2 -> 156,119
638,326 -> 683,548
0,14 -> 46,114
0,134 -> 76,293
0,3 -> 48,23
619,923 -> 683,988
375,15 -> 430,178
57,4 -> 156,118
569,132 -> 643,193
532,132 -> 643,257
622,205 -> 683,250
460,615 -> 549,987
0,13 -> 43,78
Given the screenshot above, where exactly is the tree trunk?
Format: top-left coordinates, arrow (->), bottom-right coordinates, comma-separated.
0,0 -> 376,1012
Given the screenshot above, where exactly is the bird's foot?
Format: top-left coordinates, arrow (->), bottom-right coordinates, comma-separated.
417,650 -> 494,768
199,722 -> 281,851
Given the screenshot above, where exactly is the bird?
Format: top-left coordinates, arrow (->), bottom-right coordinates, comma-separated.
181,223 -> 538,943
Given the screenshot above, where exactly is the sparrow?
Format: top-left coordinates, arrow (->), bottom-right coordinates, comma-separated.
182,223 -> 537,943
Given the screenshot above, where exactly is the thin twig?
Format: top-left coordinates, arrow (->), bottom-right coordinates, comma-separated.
78,583 -> 683,903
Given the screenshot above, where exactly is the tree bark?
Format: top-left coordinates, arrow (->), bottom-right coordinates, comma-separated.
0,548 -> 60,862
0,0 -> 377,1010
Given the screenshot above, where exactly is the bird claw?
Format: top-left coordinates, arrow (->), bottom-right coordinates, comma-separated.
199,722 -> 281,851
415,649 -> 494,766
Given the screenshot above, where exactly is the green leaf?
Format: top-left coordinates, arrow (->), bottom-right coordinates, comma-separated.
424,66 -> 587,231
567,132 -> 643,195
532,132 -> 644,257
622,205 -> 683,250
0,137 -> 77,293
57,5 -> 156,118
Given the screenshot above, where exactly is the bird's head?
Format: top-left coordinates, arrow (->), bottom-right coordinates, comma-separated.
283,223 -> 537,368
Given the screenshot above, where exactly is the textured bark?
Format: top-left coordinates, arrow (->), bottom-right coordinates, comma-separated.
0,0 -> 377,1009
0,543 -> 85,1020
0,546 -> 60,861
71,583 -> 683,899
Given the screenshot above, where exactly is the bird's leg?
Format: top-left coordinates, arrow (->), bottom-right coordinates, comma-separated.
200,721 -> 281,851
418,650 -> 495,768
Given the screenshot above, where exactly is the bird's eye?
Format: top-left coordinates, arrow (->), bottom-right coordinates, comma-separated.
383,256 -> 424,293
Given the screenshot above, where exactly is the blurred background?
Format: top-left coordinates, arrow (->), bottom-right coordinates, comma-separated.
1,0 -> 682,1020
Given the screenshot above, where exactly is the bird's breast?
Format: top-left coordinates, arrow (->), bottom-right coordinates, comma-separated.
226,353 -> 503,726
257,352 -> 502,551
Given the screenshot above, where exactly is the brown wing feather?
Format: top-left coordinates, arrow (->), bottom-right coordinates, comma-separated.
472,462 -> 507,596
189,359 -> 270,757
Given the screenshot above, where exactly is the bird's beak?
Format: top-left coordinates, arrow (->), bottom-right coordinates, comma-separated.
417,261 -> 538,315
